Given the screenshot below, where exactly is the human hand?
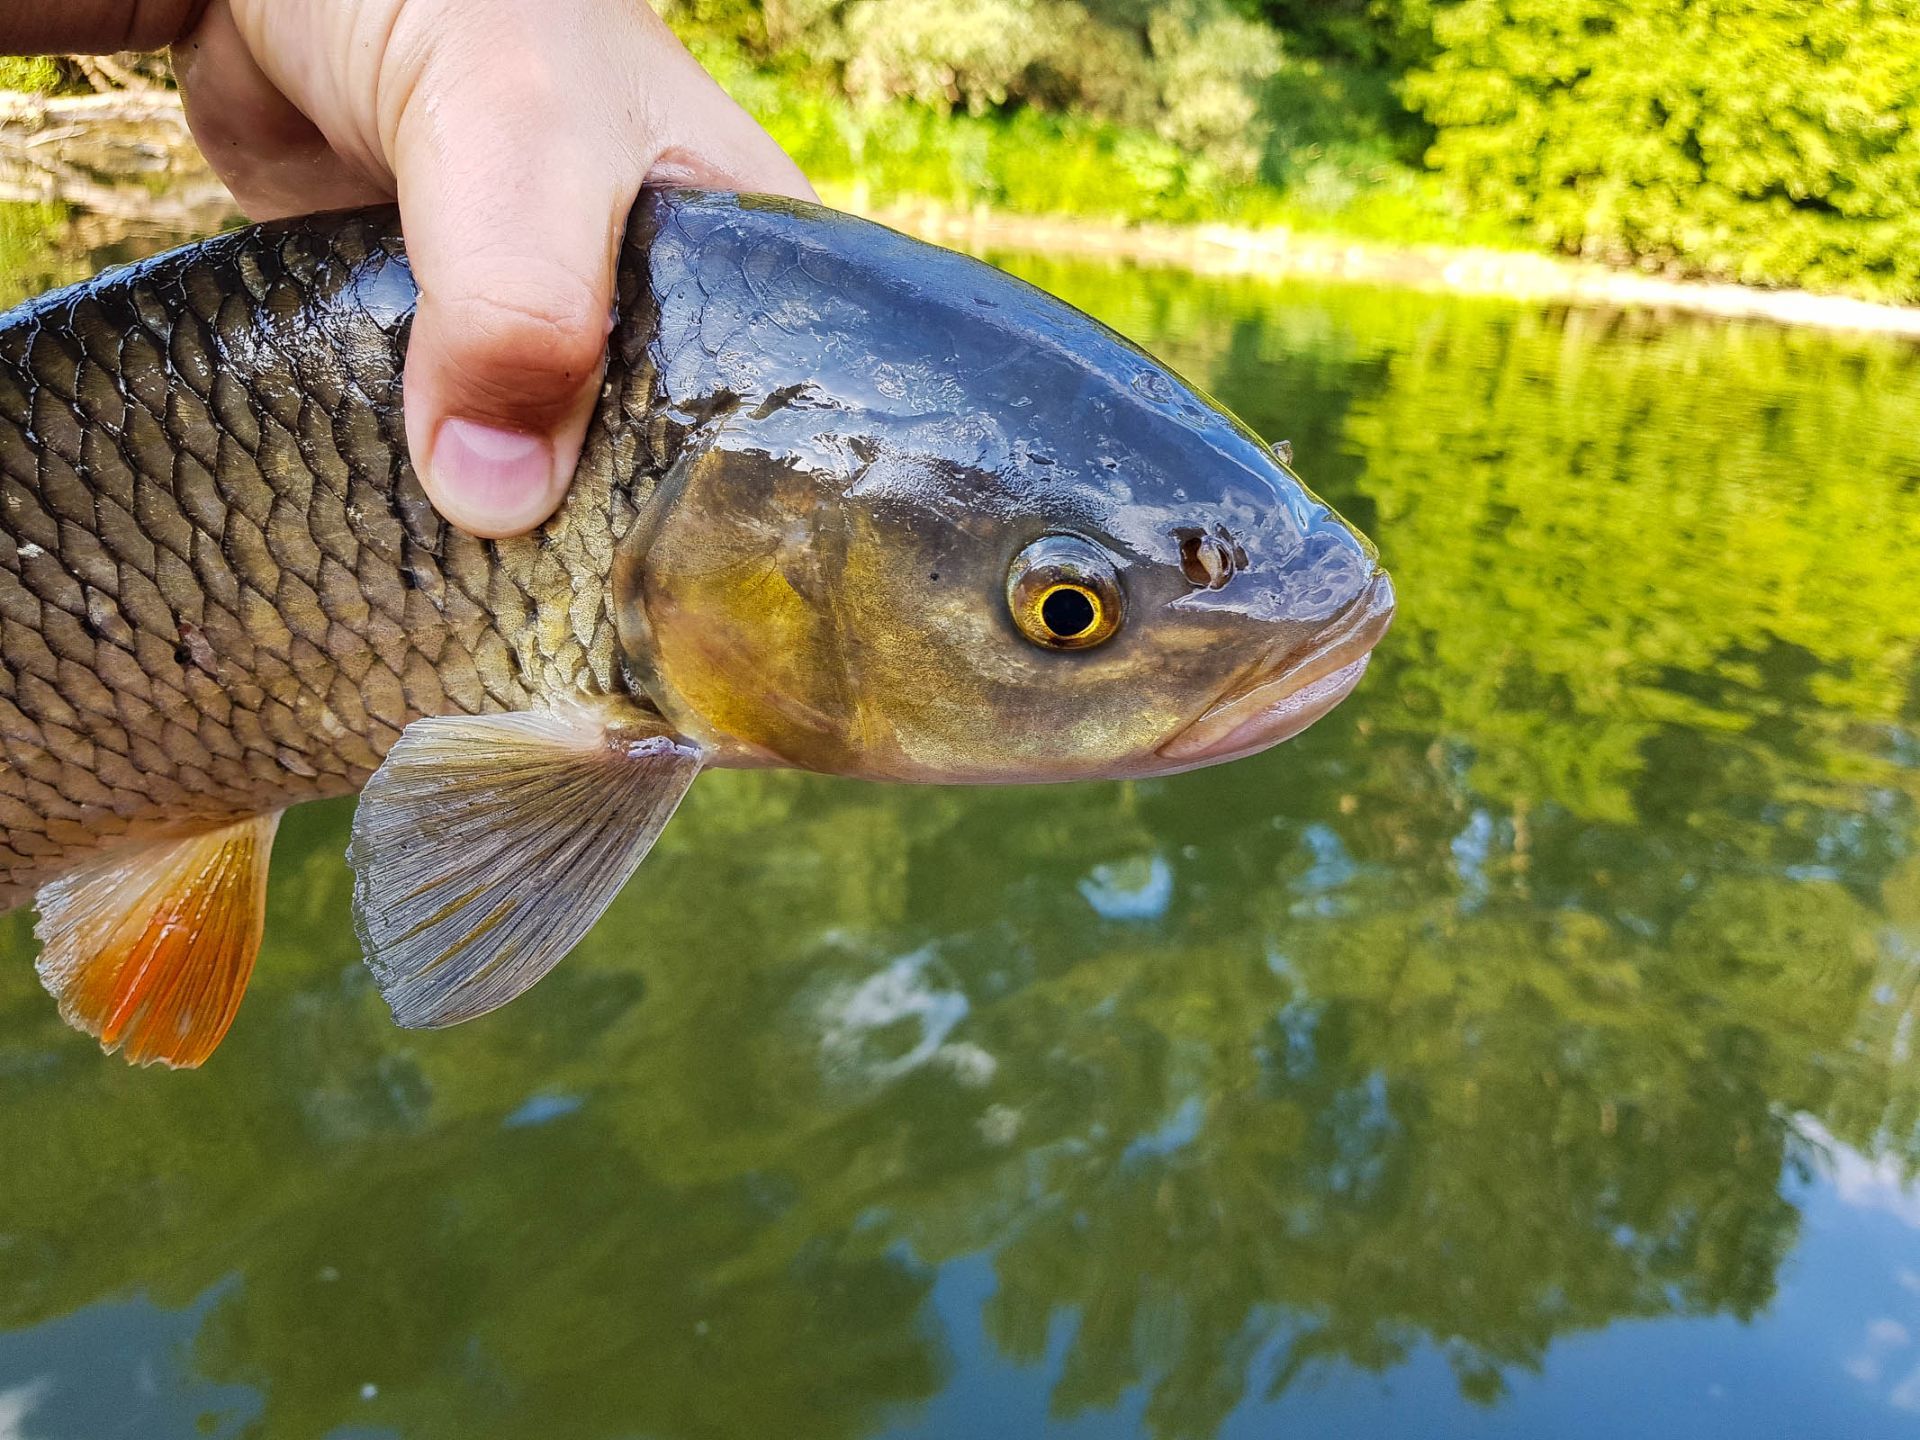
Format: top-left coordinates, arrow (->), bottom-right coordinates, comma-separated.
18,1 -> 815,537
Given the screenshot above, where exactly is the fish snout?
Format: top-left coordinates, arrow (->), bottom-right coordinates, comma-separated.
1293,505 -> 1380,621
1160,568 -> 1396,766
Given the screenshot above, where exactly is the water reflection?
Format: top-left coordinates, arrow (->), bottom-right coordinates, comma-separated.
3,213 -> 1920,1438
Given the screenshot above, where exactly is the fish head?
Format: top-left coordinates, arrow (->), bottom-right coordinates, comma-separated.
615,232 -> 1392,783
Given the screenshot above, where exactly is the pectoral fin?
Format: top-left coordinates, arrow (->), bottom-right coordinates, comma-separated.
347,701 -> 702,1029
34,812 -> 281,1069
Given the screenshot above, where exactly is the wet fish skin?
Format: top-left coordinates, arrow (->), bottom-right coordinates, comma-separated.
0,206 -> 645,908
0,189 -> 1391,1061
621,197 -> 1384,785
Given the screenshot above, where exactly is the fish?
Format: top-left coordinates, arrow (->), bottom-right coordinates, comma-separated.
0,188 -> 1394,1068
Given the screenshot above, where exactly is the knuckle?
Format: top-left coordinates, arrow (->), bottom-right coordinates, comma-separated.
428,269 -> 610,414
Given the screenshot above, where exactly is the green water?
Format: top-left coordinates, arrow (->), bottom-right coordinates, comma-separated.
5,218 -> 1920,1440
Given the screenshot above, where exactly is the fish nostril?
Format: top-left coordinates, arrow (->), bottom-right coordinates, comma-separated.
1177,529 -> 1238,589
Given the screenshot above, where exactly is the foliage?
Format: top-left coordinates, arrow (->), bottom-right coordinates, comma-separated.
10,4 -> 1917,297
0,203 -> 68,294
742,0 -> 1284,177
691,37 -> 1495,241
659,1 -> 1920,299
658,0 -> 1471,237
0,57 -> 60,92
1247,0 -> 1433,66
1402,0 -> 1920,298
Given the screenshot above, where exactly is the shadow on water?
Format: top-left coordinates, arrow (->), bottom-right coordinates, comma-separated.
4,212 -> 1920,1438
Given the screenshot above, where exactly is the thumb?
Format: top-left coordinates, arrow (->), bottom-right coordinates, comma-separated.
393,82 -> 626,539
390,7 -> 812,538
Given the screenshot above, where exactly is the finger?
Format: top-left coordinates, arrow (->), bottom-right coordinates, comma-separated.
629,12 -> 818,203
379,10 -> 644,538
389,131 -> 624,541
383,1 -> 816,538
173,2 -> 390,219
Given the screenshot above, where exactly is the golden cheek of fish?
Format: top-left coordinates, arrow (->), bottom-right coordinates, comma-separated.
0,189 -> 1392,1068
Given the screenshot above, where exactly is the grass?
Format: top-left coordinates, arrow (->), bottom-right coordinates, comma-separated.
0,58 -> 60,92
697,42 -> 1519,250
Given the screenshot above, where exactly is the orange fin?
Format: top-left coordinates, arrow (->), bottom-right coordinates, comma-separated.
33,812 -> 281,1069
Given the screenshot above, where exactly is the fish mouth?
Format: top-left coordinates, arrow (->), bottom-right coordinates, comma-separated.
1159,569 -> 1396,766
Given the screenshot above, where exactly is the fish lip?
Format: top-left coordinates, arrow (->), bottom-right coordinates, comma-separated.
1158,569 -> 1396,765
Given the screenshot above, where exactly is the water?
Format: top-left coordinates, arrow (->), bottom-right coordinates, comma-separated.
4,213 -> 1920,1439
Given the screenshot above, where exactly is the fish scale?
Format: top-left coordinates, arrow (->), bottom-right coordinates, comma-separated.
0,188 -> 1390,1065
0,206 -> 671,909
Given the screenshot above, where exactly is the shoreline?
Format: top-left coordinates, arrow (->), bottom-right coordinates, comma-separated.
851,197 -> 1920,339
5,88 -> 1920,338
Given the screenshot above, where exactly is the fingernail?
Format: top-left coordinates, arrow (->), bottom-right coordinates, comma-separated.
427,418 -> 559,537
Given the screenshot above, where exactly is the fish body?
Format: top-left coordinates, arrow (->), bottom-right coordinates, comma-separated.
0,190 -> 1392,1065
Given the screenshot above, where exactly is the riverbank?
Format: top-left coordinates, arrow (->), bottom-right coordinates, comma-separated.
854,196 -> 1920,339
6,87 -> 1920,339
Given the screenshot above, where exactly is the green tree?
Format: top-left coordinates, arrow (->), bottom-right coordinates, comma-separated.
1404,0 -> 1920,298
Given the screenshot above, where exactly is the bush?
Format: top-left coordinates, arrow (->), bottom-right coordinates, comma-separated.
0,57 -> 62,92
1403,0 -> 1920,298
748,0 -> 1285,179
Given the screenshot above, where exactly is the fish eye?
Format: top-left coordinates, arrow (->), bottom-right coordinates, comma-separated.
1007,535 -> 1123,650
